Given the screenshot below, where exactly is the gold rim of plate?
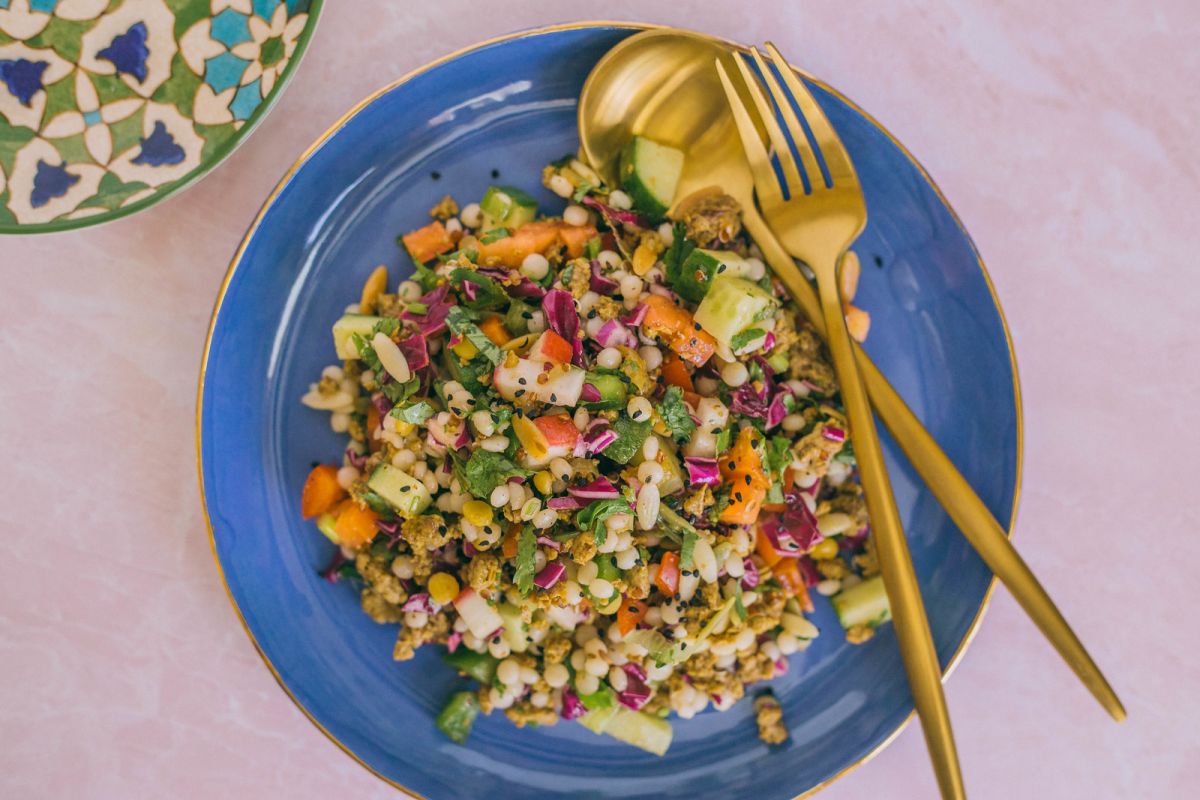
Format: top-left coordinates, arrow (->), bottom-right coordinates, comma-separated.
194,20 -> 1024,800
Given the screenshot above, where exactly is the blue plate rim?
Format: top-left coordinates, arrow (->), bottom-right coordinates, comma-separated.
195,20 -> 1024,800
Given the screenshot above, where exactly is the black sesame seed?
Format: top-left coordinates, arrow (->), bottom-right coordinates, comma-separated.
515,390 -> 526,398
439,525 -> 448,534
717,264 -> 727,273
734,491 -> 744,502
431,170 -> 441,180
401,485 -> 411,492
694,322 -> 702,331
681,642 -> 688,649
873,254 -> 884,268
587,309 -> 597,319
744,474 -> 752,486
550,393 -> 557,403
522,311 -> 533,319
518,377 -> 527,385
491,168 -> 500,178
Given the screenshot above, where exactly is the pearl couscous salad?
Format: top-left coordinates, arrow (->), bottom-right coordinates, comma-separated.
298,139 -> 890,754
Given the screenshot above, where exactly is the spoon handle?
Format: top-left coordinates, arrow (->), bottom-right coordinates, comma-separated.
742,208 -> 1125,721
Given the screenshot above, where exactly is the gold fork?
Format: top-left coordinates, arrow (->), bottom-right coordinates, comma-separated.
717,46 -> 965,799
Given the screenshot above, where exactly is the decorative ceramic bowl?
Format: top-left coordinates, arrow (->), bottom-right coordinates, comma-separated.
198,22 -> 1021,800
0,0 -> 321,233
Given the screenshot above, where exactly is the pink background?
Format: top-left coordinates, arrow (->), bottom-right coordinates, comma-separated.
2,1 -> 1197,798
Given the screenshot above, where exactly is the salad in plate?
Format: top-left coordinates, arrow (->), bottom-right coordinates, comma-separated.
298,137 -> 890,753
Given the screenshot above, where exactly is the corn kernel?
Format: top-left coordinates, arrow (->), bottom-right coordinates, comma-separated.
428,572 -> 460,605
533,470 -> 554,494
810,538 -> 839,560
395,420 -> 416,436
452,338 -> 479,360
462,500 -> 493,526
632,241 -> 656,275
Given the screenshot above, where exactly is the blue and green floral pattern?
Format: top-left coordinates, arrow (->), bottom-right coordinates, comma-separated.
0,0 -> 319,231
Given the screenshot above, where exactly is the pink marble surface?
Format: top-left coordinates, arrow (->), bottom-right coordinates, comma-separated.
2,1 -> 1197,798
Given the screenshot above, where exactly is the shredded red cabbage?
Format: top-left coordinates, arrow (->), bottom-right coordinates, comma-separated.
616,662 -> 652,710
624,303 -> 648,327
580,383 -> 602,403
446,631 -> 463,653
401,283 -> 452,336
568,477 -> 620,499
536,535 -> 562,550
542,289 -> 585,367
583,420 -> 617,454
589,260 -> 620,295
371,392 -> 393,417
740,557 -> 760,589
594,318 -> 636,348
320,551 -> 347,583
581,195 -> 649,228
797,556 -> 822,587
730,382 -> 769,419
766,391 -> 791,430
684,457 -> 721,486
402,592 -> 440,614
533,562 -> 566,589
560,687 -> 587,720
822,426 -> 846,443
547,496 -> 586,511
345,446 -> 367,469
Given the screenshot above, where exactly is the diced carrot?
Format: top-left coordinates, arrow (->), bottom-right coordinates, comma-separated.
502,526 -> 520,559
720,479 -> 766,525
660,352 -> 694,392
772,558 -> 813,611
616,596 -> 649,636
755,527 -> 784,568
365,403 -> 382,453
333,499 -> 379,548
641,294 -> 717,367
300,464 -> 345,519
845,304 -> 870,342
402,220 -> 455,263
557,223 -> 598,257
654,551 -> 680,595
474,221 -> 598,268
719,429 -> 767,489
479,315 -> 511,346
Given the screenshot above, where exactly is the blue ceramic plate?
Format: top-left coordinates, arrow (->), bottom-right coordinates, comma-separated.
198,22 -> 1021,800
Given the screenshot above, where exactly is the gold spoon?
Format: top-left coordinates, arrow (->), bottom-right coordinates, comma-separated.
578,27 -> 1125,722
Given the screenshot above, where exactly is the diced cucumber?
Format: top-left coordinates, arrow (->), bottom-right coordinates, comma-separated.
479,185 -> 538,232
435,691 -> 480,745
671,248 -> 750,303
582,371 -> 628,411
832,575 -> 892,630
332,314 -> 384,360
619,136 -> 685,219
443,648 -> 498,684
693,275 -> 779,349
366,464 -> 432,517
599,708 -> 674,756
495,602 -> 529,653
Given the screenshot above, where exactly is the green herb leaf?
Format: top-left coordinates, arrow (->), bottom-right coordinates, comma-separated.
350,332 -> 383,374
458,450 -> 528,499
576,498 -> 634,546
734,582 -> 748,621
380,375 -> 420,405
834,440 -> 856,465
446,306 -> 505,365
603,416 -> 652,464
679,529 -> 698,570
406,301 -> 429,315
764,436 -> 792,479
577,683 -> 615,711
656,385 -> 697,444
372,318 -> 401,337
714,427 -> 733,455
391,400 -> 435,424
585,235 -> 602,260
730,327 -> 766,352
658,505 -> 699,569
662,223 -> 696,289
480,227 -> 511,244
571,180 -> 595,202
451,268 -> 508,311
443,649 -> 498,683
514,525 -> 538,595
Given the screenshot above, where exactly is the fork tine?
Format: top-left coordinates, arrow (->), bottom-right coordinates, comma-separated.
763,42 -> 858,186
748,46 -> 823,192
715,58 -> 784,206
730,51 -> 806,197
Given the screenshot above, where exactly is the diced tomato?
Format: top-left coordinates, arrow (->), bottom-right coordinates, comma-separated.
528,330 -> 574,364
533,414 -> 579,449
616,596 -> 649,636
402,220 -> 455,263
300,464 -> 345,519
655,551 -> 680,596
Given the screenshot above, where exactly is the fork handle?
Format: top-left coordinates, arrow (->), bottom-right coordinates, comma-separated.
744,209 -> 1125,721
810,249 -> 966,799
